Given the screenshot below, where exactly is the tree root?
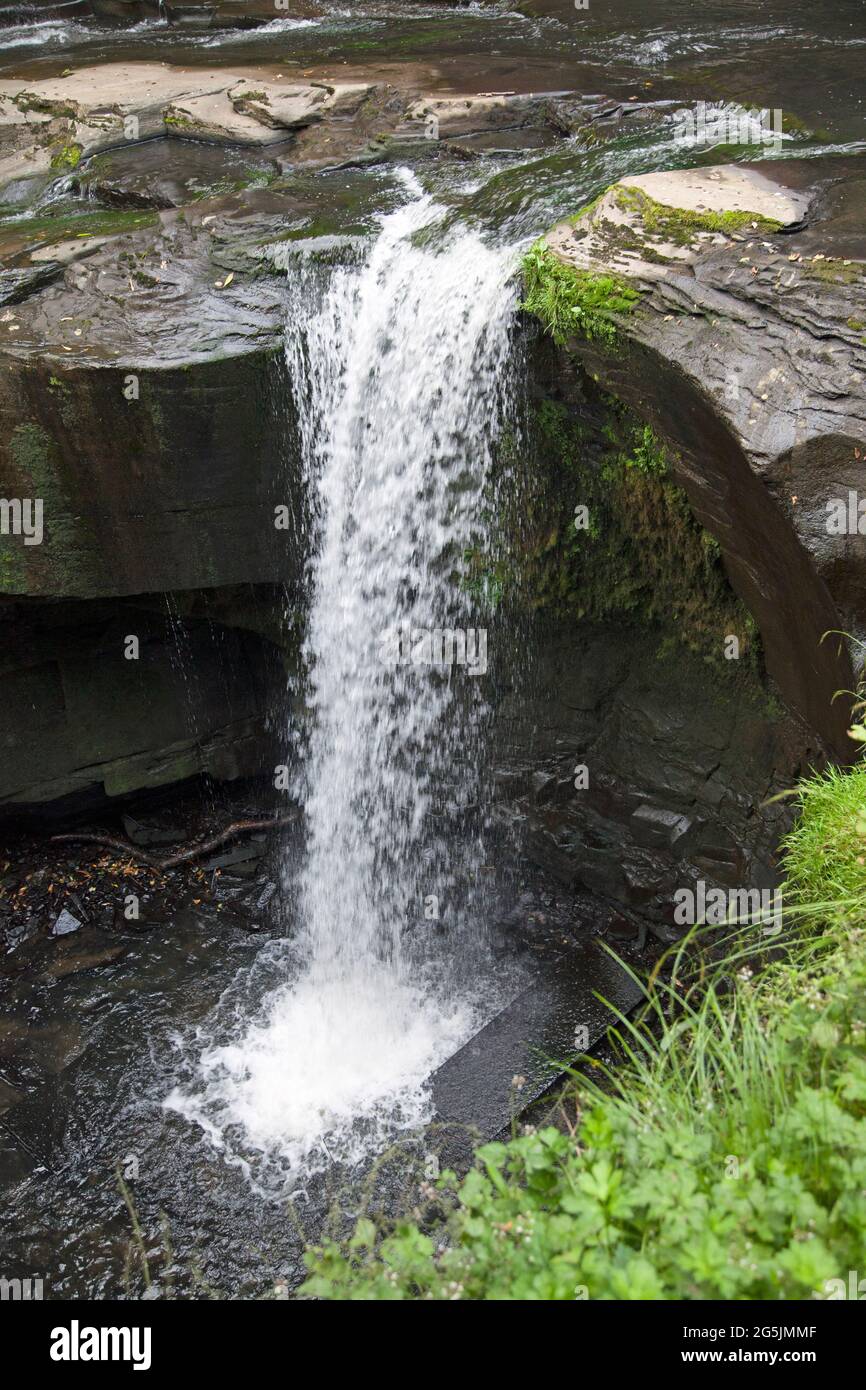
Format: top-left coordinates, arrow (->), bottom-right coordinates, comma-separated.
50,814 -> 298,871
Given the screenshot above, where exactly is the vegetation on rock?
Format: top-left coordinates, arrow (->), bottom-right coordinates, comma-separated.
613,185 -> 784,243
465,393 -> 758,668
49,142 -> 83,172
521,242 -> 640,347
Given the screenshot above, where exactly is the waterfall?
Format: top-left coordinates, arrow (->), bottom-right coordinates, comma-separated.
166,176 -> 521,1189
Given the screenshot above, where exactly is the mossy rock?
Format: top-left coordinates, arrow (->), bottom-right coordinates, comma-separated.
613,184 -> 784,244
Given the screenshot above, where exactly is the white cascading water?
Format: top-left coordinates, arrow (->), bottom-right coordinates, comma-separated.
166,176 -> 520,1189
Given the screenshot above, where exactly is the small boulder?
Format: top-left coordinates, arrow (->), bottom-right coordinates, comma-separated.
50,908 -> 82,937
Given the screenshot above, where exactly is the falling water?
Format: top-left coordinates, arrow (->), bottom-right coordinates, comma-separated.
167,176 -> 521,1188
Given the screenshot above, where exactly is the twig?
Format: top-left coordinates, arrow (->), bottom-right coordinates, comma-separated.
50,814 -> 297,871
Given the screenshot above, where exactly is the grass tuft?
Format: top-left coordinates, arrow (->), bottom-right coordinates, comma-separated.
521,241 -> 640,347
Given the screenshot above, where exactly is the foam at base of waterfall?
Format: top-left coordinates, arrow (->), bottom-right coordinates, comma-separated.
165,964 -> 476,1192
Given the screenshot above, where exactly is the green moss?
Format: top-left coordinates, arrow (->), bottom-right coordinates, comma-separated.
573,124 -> 604,148
779,111 -> 807,134
847,317 -> 865,331
566,185 -> 615,228
164,111 -> 195,131
49,142 -> 82,171
0,206 -> 157,251
804,258 -> 864,285
7,422 -> 98,592
13,91 -> 77,120
9,421 -> 55,481
521,242 -> 641,347
615,184 -> 783,244
470,394 -> 760,668
0,541 -> 25,593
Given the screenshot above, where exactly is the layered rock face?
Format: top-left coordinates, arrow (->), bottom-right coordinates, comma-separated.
534,159 -> 866,759
0,588 -> 285,808
507,156 -> 866,918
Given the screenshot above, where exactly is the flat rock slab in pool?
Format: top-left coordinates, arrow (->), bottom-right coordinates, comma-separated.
431,943 -> 643,1145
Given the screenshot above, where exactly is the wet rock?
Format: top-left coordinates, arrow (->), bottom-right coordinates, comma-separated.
432,942 -> 644,1146
606,912 -> 640,942
43,942 -> 127,979
230,85 -> 329,131
161,0 -> 293,24
121,815 -> 184,847
50,908 -> 82,937
201,835 -> 266,874
0,264 -> 64,306
630,805 -> 692,851
0,1075 -> 23,1114
0,596 -> 284,806
0,1017 -> 86,1079
0,280 -> 293,599
255,881 -> 276,911
403,93 -> 548,138
496,619 -> 820,923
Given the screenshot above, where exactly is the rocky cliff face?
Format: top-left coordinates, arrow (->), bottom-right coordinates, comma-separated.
484,334 -> 818,927
530,159 -> 866,759
507,156 -> 866,920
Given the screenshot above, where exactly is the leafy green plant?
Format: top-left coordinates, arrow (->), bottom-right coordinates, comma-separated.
521,242 -> 640,347
621,423 -> 668,475
49,142 -> 82,171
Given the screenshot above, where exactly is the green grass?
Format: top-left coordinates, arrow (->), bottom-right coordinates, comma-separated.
301,762 -> 866,1300
521,242 -> 641,347
779,762 -> 866,913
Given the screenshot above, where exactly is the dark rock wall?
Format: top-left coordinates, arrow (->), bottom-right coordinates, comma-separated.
570,332 -> 855,762
0,588 -> 289,810
0,349 -> 301,599
490,337 -> 823,920
0,343 -> 303,814
494,620 -> 817,924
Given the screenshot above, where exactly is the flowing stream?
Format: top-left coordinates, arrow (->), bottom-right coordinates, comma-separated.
166,179 -> 523,1190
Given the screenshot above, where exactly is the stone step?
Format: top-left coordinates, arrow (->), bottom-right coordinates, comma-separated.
431,941 -> 644,1150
